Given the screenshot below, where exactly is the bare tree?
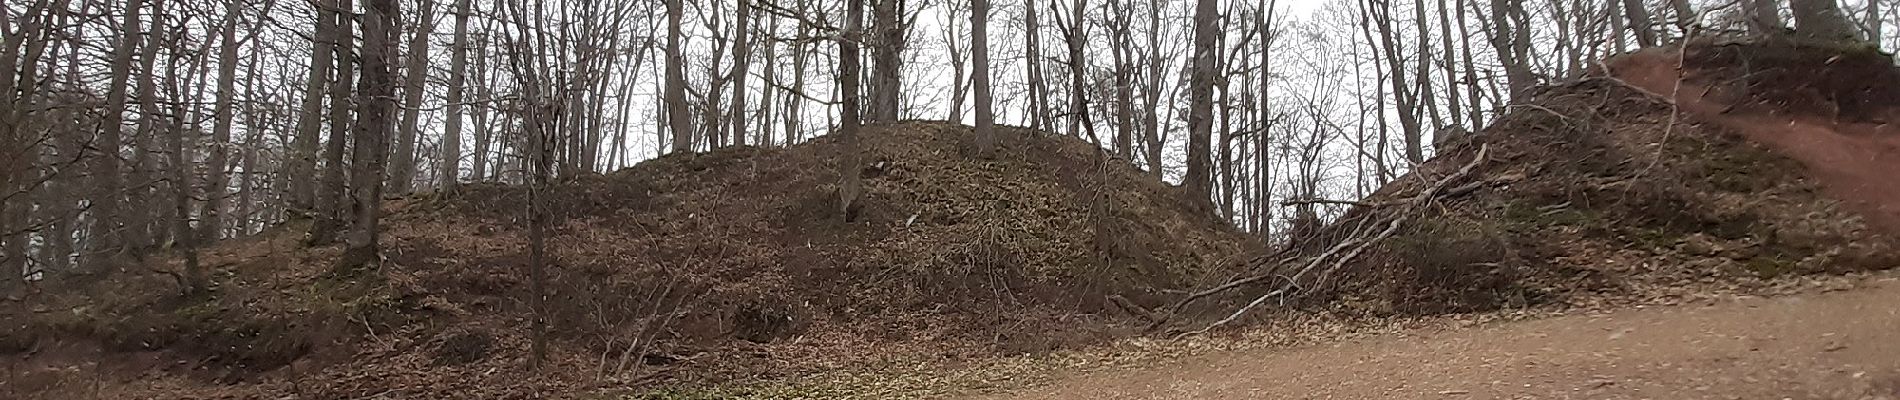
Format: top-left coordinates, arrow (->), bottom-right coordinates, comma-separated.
1487,0 -> 1535,102
842,0 -> 868,221
942,2 -> 969,123
869,0 -> 903,122
1184,0 -> 1216,203
729,0 -> 756,145
1622,0 -> 1657,46
91,0 -> 147,267
338,0 -> 401,272
1792,0 -> 1864,41
1870,0 -> 1884,46
390,0 -> 437,194
291,0 -> 342,212
438,0 -> 473,191
1365,0 -> 1423,164
1025,0 -> 1050,133
1109,0 -> 1137,157
1055,0 -> 1092,139
666,0 -> 691,153
1139,0 -> 1167,178
311,0 -> 358,246
973,0 -> 997,158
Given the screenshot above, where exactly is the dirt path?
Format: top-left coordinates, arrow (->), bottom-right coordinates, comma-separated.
1609,48 -> 1900,232
971,279 -> 1900,399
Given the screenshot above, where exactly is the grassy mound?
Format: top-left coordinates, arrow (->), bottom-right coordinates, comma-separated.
0,121 -> 1255,398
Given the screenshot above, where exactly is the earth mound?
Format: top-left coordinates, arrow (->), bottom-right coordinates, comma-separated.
0,122 -> 1255,398
1160,39 -> 1900,327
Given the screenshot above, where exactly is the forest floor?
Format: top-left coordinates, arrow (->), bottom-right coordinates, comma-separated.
967,273 -> 1900,400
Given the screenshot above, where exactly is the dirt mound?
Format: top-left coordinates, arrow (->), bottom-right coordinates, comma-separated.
0,122 -> 1254,398
1197,39 -> 1900,320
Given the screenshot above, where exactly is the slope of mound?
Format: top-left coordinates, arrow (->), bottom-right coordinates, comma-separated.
1161,40 -> 1900,327
0,121 -> 1254,398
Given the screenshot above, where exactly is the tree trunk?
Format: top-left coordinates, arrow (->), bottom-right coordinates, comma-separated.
1622,0 -> 1657,46
1256,0 -> 1275,238
841,0 -> 867,220
1436,0 -> 1463,132
391,0 -> 435,194
665,0 -> 691,153
1367,0 -> 1424,164
471,32 -> 491,180
1458,0 -> 1483,128
311,0 -> 357,246
973,0 -> 997,159
1666,0 -> 1696,34
1487,0 -> 1536,102
728,0 -> 754,146
0,0 -> 43,287
292,0 -> 341,211
748,18 -> 763,146
1110,0 -> 1136,158
439,0 -> 471,191
161,30 -> 203,294
1025,0 -> 1049,133
202,0 -> 246,242
1184,0 -> 1216,203
1869,0 -> 1883,46
1065,0 -> 1092,140
339,0 -> 400,272
1140,0 -> 1165,179
869,0 -> 902,122
1791,0 -> 1863,41
91,0 -> 145,267
128,2 -> 165,251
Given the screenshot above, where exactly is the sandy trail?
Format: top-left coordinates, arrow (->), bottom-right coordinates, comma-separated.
971,279 -> 1900,399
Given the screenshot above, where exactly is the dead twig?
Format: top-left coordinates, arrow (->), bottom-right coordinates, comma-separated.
1280,198 -> 1392,208
1163,144 -> 1491,337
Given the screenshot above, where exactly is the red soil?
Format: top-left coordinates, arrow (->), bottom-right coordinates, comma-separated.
1607,46 -> 1900,233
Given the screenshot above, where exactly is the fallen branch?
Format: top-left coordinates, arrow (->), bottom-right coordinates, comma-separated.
1162,144 -> 1491,337
1280,198 -> 1392,208
1108,294 -> 1161,323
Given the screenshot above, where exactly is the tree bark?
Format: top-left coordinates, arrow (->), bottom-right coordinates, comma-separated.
1457,0 -> 1483,128
1025,0 -> 1049,133
91,0 -> 146,267
1139,0 -> 1165,179
1622,0 -> 1657,47
292,0 -> 341,211
869,0 -> 903,122
972,0 -> 997,158
1110,0 -> 1136,158
944,6 -> 968,124
1064,0 -> 1091,140
390,0 -> 436,194
1487,0 -> 1536,102
202,0 -> 248,242
1791,0 -> 1863,41
339,0 -> 400,272
311,0 -> 357,246
841,0 -> 867,220
1184,0 -> 1216,204
1869,0 -> 1884,46
1367,0 -> 1424,164
728,0 -> 754,146
439,0 -> 471,191
665,0 -> 691,153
